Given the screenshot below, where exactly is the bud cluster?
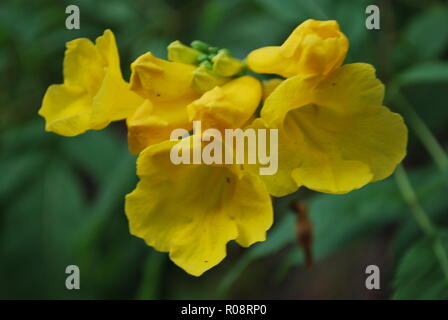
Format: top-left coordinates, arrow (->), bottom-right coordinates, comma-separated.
167,40 -> 246,93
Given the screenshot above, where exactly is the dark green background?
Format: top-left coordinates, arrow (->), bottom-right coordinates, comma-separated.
1,0 -> 448,299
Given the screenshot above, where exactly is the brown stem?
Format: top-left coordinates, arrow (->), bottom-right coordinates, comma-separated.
290,201 -> 314,268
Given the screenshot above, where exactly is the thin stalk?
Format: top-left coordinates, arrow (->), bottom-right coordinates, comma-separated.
395,165 -> 448,282
434,240 -> 448,283
394,165 -> 434,237
390,85 -> 448,173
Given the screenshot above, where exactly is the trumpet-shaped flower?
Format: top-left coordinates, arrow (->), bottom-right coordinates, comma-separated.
39,30 -> 142,136
127,52 -> 259,153
247,19 -> 348,78
248,63 -> 408,196
127,42 -> 254,154
125,78 -> 270,276
126,52 -> 200,154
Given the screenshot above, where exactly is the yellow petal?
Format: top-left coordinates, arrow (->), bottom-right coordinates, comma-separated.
127,53 -> 203,153
261,78 -> 283,101
187,76 -> 262,130
291,159 -> 372,194
244,118 -> 298,197
90,29 -> 142,124
38,84 -> 91,136
39,30 -> 140,136
247,19 -> 348,78
260,74 -> 314,127
90,69 -> 144,127
313,63 -> 385,109
259,63 -> 407,195
246,46 -> 283,75
125,138 -> 273,276
130,52 -> 197,101
63,38 -> 105,94
126,95 -> 194,154
95,29 -> 122,76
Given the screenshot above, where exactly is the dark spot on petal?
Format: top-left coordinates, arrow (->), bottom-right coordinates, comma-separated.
156,93 -> 161,97
226,177 -> 230,183
331,82 -> 336,86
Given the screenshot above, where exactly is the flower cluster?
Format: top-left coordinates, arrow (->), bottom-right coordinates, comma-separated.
39,19 -> 407,276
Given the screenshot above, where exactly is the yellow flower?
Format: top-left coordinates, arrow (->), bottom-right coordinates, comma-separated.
38,24 -> 410,277
247,19 -> 348,78
187,76 -> 262,130
126,52 -> 200,154
39,30 -> 142,136
248,63 -> 408,196
126,53 -> 258,154
125,79 -> 271,276
212,50 -> 245,77
126,42 -> 253,154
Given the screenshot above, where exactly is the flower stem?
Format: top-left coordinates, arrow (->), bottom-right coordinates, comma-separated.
434,240 -> 448,283
390,85 -> 448,173
394,165 -> 448,282
394,165 -> 434,237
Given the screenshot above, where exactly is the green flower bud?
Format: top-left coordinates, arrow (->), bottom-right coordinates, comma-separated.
208,46 -> 219,54
197,53 -> 209,63
167,40 -> 201,65
191,65 -> 231,94
219,48 -> 231,55
200,60 -> 213,69
212,50 -> 245,77
191,40 -> 210,53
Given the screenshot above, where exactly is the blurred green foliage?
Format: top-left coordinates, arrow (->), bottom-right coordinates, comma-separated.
0,0 -> 448,299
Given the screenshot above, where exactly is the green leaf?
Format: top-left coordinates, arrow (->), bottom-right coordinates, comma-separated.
218,212 -> 296,294
0,159 -> 86,298
254,0 -> 329,22
396,62 -> 448,86
284,165 -> 448,279
330,0 -> 370,52
312,166 -> 448,261
202,10 -> 288,57
220,165 -> 447,290
136,250 -> 167,300
309,179 -> 403,260
393,167 -> 448,260
60,129 -> 126,185
403,6 -> 448,60
74,151 -> 138,297
42,160 -> 87,251
0,119 -> 47,154
392,230 -> 448,299
75,150 -> 136,246
0,152 -> 45,200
